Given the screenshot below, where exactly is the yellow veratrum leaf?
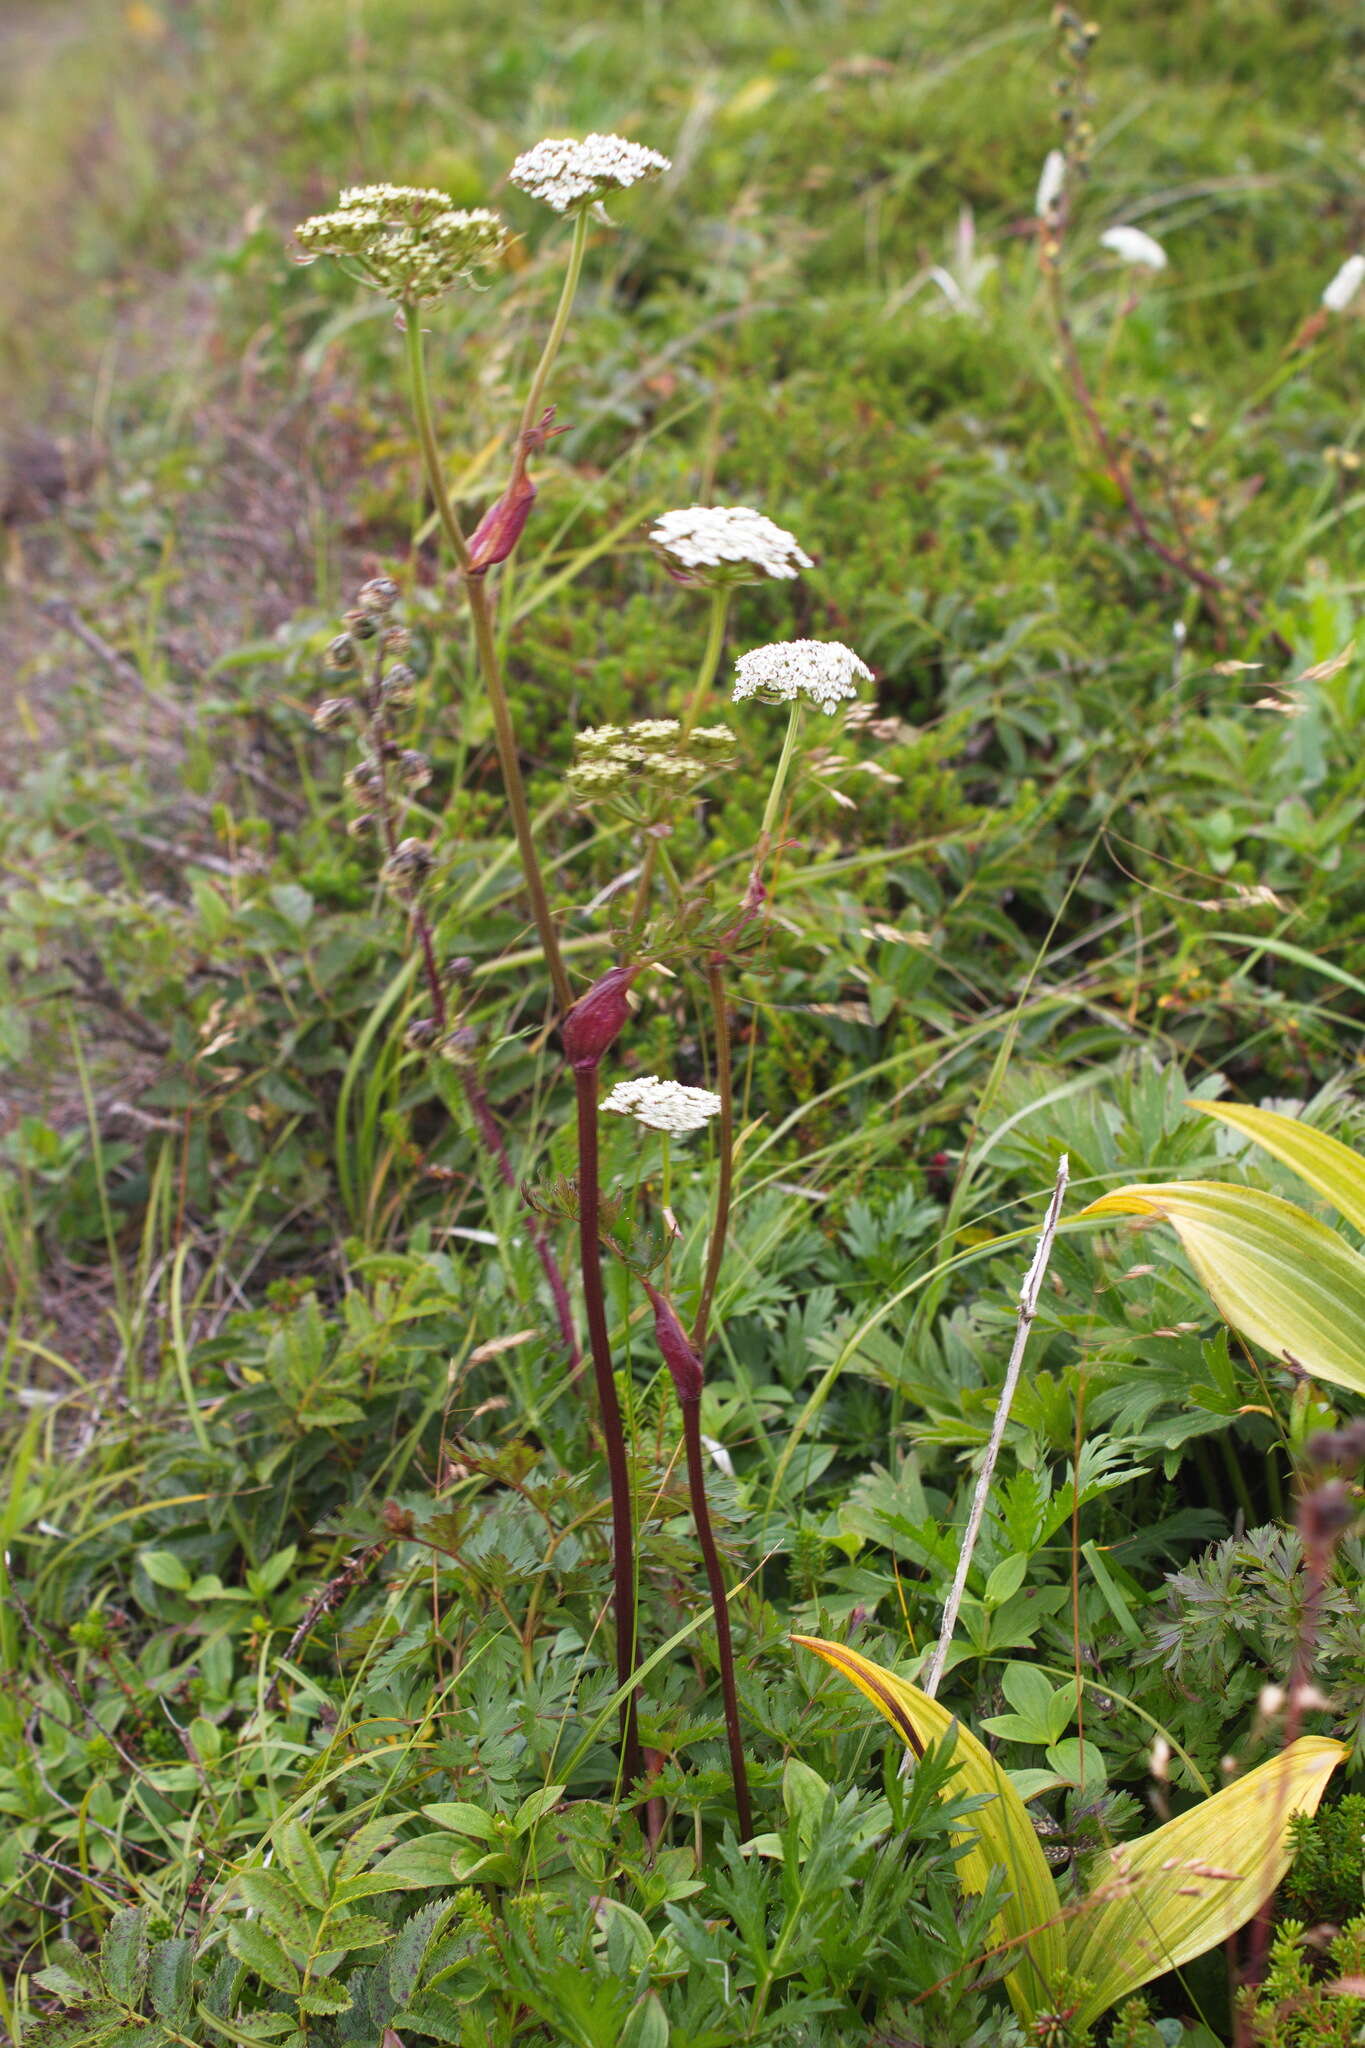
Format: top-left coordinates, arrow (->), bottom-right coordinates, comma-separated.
1067,1736 -> 1345,2027
1194,1100 -> 1365,1238
1080,1182 -> 1365,1397
792,1635 -> 1065,2021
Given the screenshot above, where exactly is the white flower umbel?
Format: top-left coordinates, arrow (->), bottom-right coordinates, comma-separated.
734,640 -> 873,853
1035,149 -> 1067,221
1322,253 -> 1365,314
294,186 -> 508,302
602,1076 -> 723,1135
733,639 -> 871,715
650,505 -> 813,587
510,133 -> 671,214
1099,224 -> 1169,271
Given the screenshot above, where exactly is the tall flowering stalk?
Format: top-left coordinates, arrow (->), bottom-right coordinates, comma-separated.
640,1273 -> 753,1839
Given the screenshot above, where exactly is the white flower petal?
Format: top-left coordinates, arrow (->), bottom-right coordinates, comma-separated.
650,505 -> 812,583
732,640 -> 872,716
1099,225 -> 1169,271
509,133 -> 670,214
601,1076 -> 724,1135
1322,253 -> 1365,314
1035,150 -> 1067,220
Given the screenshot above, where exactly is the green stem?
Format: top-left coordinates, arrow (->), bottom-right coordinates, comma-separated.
517,208 -> 590,449
757,698 -> 803,852
629,588 -> 730,940
681,586 -> 730,738
693,959 -> 733,1352
402,303 -> 573,1015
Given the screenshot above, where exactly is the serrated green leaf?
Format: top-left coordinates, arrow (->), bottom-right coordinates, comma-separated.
101,1906 -> 150,2008
276,1819 -> 329,1911
1196,1100 -> 1365,1236
234,1869 -> 312,1945
147,1937 -> 194,2022
227,1921 -> 301,1995
1067,1735 -> 1344,2026
295,1984 -> 353,2016
793,1634 -> 1064,2022
1081,1181 -> 1365,1396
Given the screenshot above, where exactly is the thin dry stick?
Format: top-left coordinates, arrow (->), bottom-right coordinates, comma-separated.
921,1154 -> 1070,1704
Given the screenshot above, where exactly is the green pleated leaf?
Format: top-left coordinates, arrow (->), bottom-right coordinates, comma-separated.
1081,1181 -> 1365,1396
1195,1100 -> 1365,1237
792,1635 -> 1064,2022
1067,1736 -> 1345,2027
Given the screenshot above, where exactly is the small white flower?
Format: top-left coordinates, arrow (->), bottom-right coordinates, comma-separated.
602,1075 -> 724,1134
509,133 -> 671,214
1322,252 -> 1365,314
650,505 -> 812,585
1035,150 -> 1067,221
732,640 -> 872,716
1099,224 -> 1169,271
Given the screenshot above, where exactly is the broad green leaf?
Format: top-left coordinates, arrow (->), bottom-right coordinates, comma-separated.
101,1905 -> 150,2007
1081,1181 -> 1365,1396
1194,1100 -> 1365,1237
793,1634 -> 1064,2021
1067,1735 -> 1344,2026
276,1819 -> 329,1910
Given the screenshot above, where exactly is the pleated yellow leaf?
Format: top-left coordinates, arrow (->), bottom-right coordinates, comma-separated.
1081,1181 -> 1365,1396
1194,1100 -> 1365,1238
1067,1736 -> 1345,2027
792,1634 -> 1065,2021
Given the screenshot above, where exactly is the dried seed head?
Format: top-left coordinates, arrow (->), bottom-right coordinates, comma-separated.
346,811 -> 376,839
404,1017 -> 439,1051
397,749 -> 433,790
345,760 -> 383,798
379,663 -> 418,707
383,835 -> 436,882
381,625 -> 413,658
342,607 -> 381,641
324,633 -> 358,671
357,576 -> 401,613
312,695 -> 355,733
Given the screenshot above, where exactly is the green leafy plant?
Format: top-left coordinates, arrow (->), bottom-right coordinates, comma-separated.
1082,1104 -> 1365,1396
794,1634 -> 1344,2031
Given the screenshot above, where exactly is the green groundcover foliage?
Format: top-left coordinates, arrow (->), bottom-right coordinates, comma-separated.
1,1 -> 1363,2043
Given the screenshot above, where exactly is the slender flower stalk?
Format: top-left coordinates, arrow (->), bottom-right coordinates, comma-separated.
757,698 -> 803,854
629,589 -> 731,939
693,958 -> 734,1351
642,1280 -> 753,1838
575,1066 -> 644,1791
516,208 -> 590,452
401,303 -> 574,1016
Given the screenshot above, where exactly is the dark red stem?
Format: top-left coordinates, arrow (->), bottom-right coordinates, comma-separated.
679,1393 -> 753,1839
574,1066 -> 644,1791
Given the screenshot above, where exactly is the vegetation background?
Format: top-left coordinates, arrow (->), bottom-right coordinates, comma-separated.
1,0 -> 1363,2042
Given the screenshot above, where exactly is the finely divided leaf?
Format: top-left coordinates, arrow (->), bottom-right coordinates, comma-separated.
1081,1181 -> 1365,1396
1067,1735 -> 1345,2026
792,1634 -> 1065,2022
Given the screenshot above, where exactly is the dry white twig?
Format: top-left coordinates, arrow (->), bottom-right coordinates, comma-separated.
921,1153 -> 1070,1703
